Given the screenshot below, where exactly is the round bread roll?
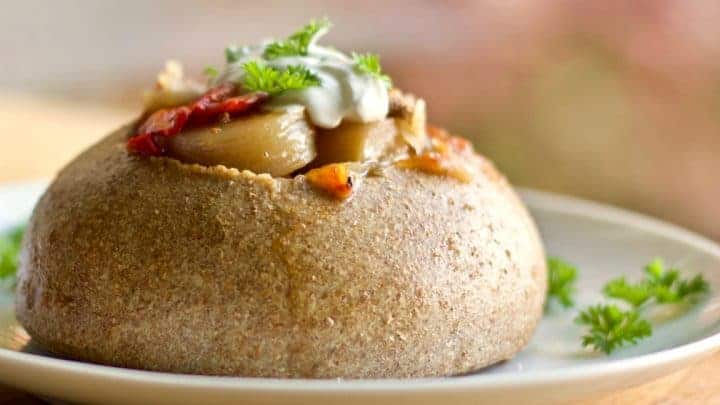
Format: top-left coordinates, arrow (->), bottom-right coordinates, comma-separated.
16,125 -> 546,378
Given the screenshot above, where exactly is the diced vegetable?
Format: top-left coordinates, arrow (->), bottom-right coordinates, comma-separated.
167,107 -> 316,176
313,118 -> 398,165
305,163 -> 353,199
395,152 -> 472,183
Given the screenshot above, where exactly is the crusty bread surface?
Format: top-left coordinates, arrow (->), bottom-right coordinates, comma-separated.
16,125 -> 546,378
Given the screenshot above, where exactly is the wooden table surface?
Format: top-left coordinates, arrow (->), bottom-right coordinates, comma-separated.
1,92 -> 718,404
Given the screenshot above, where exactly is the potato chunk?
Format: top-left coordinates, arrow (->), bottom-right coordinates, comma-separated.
167,107 -> 316,176
313,118 -> 400,166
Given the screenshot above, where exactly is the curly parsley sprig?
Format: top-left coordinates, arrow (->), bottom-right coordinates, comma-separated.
352,53 -> 392,86
548,256 -> 709,354
263,18 -> 331,60
225,45 -> 248,64
203,66 -> 219,79
0,224 -> 26,289
242,61 -> 321,95
604,258 -> 709,308
575,304 -> 652,354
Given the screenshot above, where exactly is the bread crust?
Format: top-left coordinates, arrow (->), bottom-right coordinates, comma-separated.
15,125 -> 546,378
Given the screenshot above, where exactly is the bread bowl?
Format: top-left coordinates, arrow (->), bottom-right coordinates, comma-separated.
15,20 -> 546,378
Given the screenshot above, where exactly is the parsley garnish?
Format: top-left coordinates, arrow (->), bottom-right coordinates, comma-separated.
220,18 -> 392,96
242,61 -> 321,95
546,257 -> 578,309
575,304 -> 652,354
0,224 -> 26,288
604,258 -> 709,307
603,277 -> 652,307
263,18 -> 331,60
203,66 -> 219,78
575,258 -> 709,354
225,45 -> 245,63
548,256 -> 709,354
676,274 -> 710,300
352,53 -> 391,86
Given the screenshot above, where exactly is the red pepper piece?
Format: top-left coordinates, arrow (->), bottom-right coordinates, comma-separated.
127,106 -> 190,155
137,106 -> 191,138
127,83 -> 267,156
190,87 -> 267,124
126,133 -> 160,155
189,83 -> 235,118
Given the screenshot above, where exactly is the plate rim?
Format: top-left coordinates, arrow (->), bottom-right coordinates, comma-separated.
1,183 -> 719,392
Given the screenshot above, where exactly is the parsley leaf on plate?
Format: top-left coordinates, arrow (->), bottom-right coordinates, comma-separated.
675,274 -> 710,300
576,304 -> 652,354
0,225 -> 25,287
603,277 -> 653,307
604,258 -> 709,307
546,257 -> 578,309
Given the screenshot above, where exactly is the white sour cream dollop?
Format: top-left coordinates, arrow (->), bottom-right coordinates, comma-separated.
213,39 -> 389,129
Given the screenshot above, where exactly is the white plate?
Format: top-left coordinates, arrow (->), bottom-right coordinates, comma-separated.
1,182 -> 719,405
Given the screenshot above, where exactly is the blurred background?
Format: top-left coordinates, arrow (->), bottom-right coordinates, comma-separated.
1,0 -> 719,239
